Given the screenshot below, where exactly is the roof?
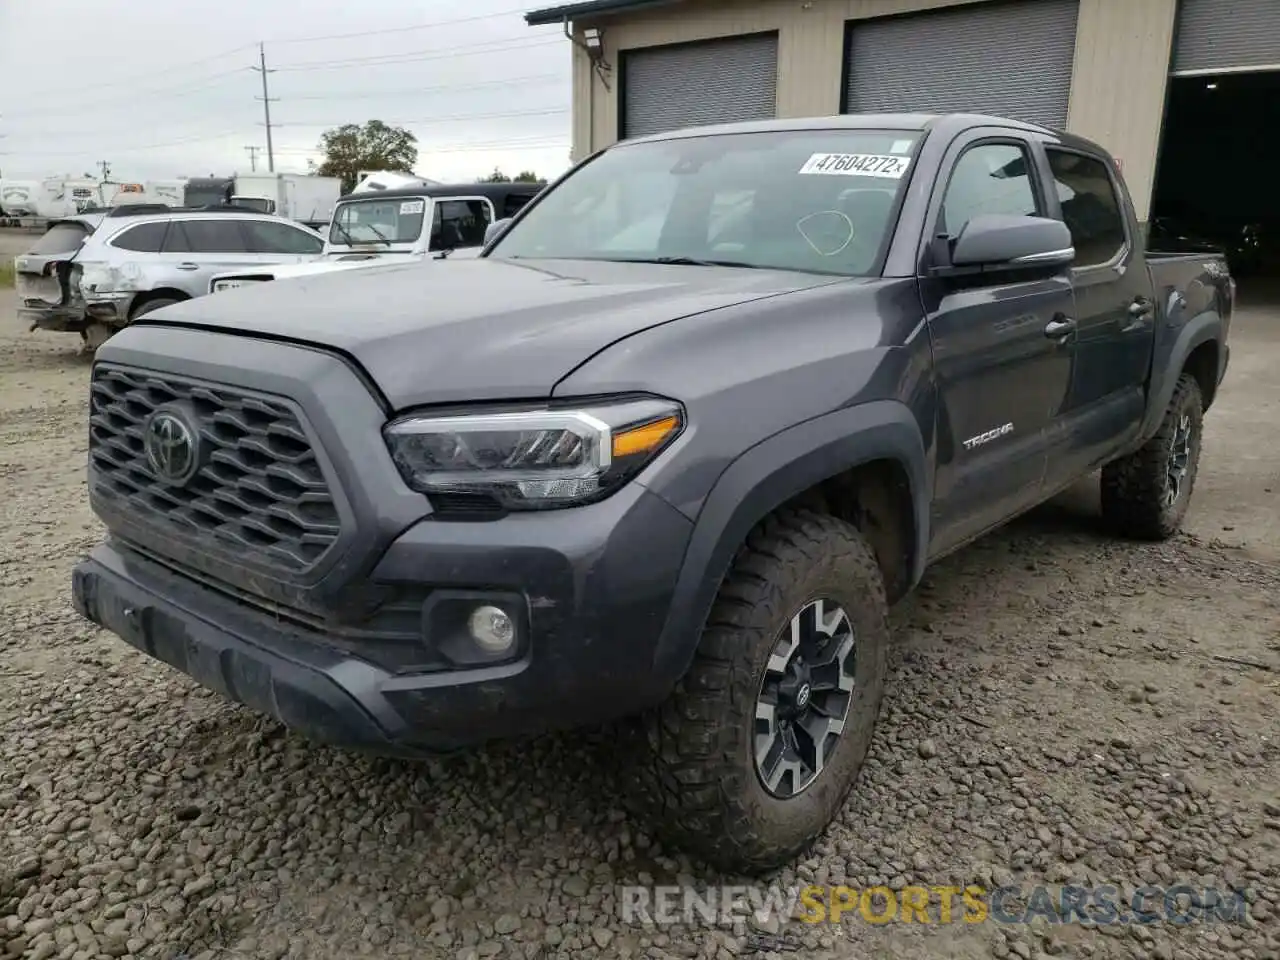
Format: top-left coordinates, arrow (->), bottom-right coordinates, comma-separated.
524,0 -> 680,26
614,111 -> 1063,146
336,182 -> 545,202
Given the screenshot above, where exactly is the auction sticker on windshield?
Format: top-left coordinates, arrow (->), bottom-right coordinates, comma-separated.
400,200 -> 425,214
799,153 -> 911,178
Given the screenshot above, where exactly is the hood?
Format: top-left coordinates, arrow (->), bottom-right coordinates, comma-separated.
145,257 -> 843,409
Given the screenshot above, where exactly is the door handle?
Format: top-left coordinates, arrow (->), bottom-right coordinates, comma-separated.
1044,316 -> 1077,339
1130,297 -> 1154,317
176,262 -> 199,271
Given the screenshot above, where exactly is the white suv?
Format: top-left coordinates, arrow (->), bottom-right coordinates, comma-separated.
20,205 -> 325,347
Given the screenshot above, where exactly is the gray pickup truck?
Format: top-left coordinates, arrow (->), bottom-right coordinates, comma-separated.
73,112 -> 1232,874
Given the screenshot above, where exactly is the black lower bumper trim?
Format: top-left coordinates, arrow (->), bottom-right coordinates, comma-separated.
73,550 -> 427,757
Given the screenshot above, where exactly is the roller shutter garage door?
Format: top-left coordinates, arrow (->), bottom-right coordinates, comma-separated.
621,32 -> 778,139
844,0 -> 1079,130
1172,0 -> 1280,74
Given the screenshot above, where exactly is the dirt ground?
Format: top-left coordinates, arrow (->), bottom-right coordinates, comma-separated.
0,261 -> 1277,960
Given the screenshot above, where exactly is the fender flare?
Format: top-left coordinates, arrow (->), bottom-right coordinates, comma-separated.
651,399 -> 930,683
1139,308 -> 1222,441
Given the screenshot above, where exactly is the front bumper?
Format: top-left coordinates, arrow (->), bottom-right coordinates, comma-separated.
73,482 -> 695,755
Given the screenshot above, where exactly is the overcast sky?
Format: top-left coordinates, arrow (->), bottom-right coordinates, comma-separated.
0,0 -> 572,183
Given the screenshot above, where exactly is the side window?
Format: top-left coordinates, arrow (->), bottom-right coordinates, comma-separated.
242,220 -> 324,255
430,200 -> 493,250
161,222 -> 192,254
1045,150 -> 1127,268
941,143 -> 1040,238
171,219 -> 250,254
110,222 -> 168,253
503,193 -> 535,218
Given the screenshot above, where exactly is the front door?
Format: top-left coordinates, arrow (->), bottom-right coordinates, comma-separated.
1042,147 -> 1153,478
922,137 -> 1077,556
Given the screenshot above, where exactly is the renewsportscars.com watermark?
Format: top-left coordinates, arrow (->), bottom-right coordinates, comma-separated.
619,884 -> 1249,927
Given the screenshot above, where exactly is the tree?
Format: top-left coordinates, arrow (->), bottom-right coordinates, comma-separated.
480,168 -> 544,184
316,120 -> 418,193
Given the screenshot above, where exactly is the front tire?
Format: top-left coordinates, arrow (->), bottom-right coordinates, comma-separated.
1100,373 -> 1204,540
626,509 -> 889,874
130,297 -> 182,321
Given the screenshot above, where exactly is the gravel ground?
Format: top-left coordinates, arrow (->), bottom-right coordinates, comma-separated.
1,275 -> 1278,960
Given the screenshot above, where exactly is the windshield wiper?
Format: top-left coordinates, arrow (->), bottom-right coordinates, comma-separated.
364,223 -> 393,246
332,221 -> 359,245
615,256 -> 764,269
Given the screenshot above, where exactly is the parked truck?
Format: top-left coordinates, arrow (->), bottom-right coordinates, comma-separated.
206,181 -> 541,292
72,112 -> 1232,875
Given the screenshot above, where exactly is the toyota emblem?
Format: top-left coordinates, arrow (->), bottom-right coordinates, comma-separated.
144,410 -> 199,486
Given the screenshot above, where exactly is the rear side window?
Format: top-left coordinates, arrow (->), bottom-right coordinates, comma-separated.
163,220 -> 249,254
29,222 -> 91,255
111,222 -> 168,253
241,220 -> 324,255
1045,150 -> 1127,268
503,193 -> 536,218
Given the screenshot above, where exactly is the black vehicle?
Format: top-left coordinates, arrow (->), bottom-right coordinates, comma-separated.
72,113 -> 1231,874
182,177 -> 235,209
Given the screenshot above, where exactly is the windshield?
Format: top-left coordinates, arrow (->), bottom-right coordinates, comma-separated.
489,129 -> 921,275
329,196 -> 426,246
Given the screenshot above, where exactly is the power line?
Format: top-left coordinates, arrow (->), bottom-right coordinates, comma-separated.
273,37 -> 563,72
6,36 -> 565,124
285,73 -> 562,101
267,5 -> 539,43
9,103 -> 569,143
11,74 -> 567,129
29,130 -> 245,157
15,9 -> 558,109
273,107 -> 568,129
23,45 -> 259,100
3,70 -> 249,120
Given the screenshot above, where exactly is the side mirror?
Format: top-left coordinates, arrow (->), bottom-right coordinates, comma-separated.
946,214 -> 1074,272
484,218 -> 512,245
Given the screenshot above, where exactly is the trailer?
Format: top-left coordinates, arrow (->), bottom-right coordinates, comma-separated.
231,173 -> 342,229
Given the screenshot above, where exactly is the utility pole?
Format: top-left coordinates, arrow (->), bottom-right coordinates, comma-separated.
251,43 -> 278,173
98,160 -> 112,180
244,145 -> 262,172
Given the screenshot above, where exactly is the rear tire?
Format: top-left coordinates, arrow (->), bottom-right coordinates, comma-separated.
1100,373 -> 1204,540
625,508 -> 889,874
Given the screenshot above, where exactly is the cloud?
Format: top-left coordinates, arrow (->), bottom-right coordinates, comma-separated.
0,0 -> 572,183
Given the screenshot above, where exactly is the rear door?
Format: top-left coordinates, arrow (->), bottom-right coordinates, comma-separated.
1042,147 -> 1153,477
155,217 -> 264,294
920,131 -> 1077,556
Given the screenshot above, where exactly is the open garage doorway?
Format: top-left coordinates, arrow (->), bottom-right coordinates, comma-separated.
1150,70 -> 1280,298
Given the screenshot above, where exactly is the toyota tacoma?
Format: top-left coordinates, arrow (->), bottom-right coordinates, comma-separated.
73,113 -> 1232,874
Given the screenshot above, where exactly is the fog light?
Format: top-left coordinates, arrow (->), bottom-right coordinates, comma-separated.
468,604 -> 515,654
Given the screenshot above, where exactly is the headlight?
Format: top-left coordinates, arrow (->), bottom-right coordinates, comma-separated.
384,396 -> 683,510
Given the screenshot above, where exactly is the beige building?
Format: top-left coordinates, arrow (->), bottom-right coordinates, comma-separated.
525,0 -> 1279,224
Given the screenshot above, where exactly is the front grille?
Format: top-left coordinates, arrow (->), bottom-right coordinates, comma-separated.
88,364 -> 341,574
